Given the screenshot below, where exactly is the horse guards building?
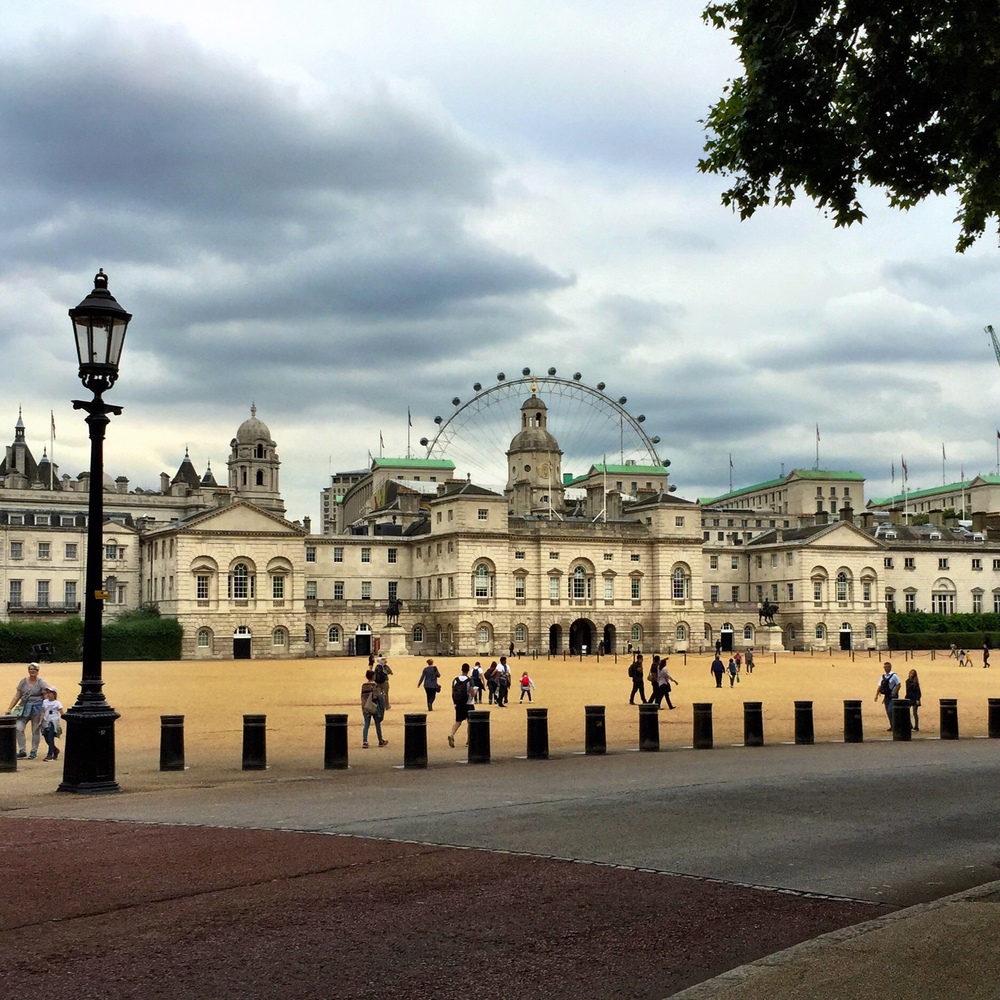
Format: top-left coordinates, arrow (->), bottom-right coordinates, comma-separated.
2,389 -> 999,660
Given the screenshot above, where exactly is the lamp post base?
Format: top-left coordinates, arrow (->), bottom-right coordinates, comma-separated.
57,705 -> 122,794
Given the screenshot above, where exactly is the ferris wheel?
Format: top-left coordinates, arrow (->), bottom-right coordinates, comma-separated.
418,368 -> 667,491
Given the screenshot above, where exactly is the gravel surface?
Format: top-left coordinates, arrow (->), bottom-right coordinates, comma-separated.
0,818 -> 890,999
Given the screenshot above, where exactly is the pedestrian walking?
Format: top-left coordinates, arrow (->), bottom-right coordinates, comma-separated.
471,661 -> 486,703
745,648 -> 754,674
727,657 -> 739,687
417,658 -> 441,711
519,671 -> 535,702
984,639 -> 991,668
652,657 -> 679,709
496,656 -> 512,707
905,668 -> 922,731
876,661 -> 901,730
40,685 -> 64,762
373,656 -> 393,709
627,653 -> 647,704
6,662 -> 48,760
447,664 -> 475,748
710,655 -> 725,688
485,660 -> 499,704
361,669 -> 388,749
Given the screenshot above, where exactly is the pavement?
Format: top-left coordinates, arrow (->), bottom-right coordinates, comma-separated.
2,740 -> 998,998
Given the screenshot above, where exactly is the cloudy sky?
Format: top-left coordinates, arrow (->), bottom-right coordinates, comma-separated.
3,1 -> 998,521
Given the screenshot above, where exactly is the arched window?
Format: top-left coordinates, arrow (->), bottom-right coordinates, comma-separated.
304,625 -> 314,646
675,623 -> 688,641
328,625 -> 341,643
477,624 -> 491,645
631,624 -> 642,643
815,623 -> 826,639
672,567 -> 689,600
836,572 -> 849,602
256,470 -> 265,486
255,444 -> 265,458
272,627 -> 287,647
412,625 -> 424,643
229,562 -> 255,600
474,563 -> 494,598
865,623 -> 876,640
515,624 -> 527,643
197,628 -> 212,649
572,565 -> 590,599
743,624 -> 753,640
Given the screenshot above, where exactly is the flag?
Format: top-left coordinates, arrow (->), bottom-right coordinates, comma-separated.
407,407 -> 412,428
942,443 -> 946,461
50,411 -> 55,439
728,453 -> 733,470
816,423 -> 820,442
996,429 -> 999,441
901,455 -> 908,477
891,462 -> 895,484
379,431 -> 384,450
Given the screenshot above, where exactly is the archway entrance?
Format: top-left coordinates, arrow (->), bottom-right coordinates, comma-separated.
233,625 -> 252,659
355,623 -> 373,657
548,624 -> 562,655
839,622 -> 853,651
569,618 -> 594,655
720,623 -> 735,653
602,624 -> 617,656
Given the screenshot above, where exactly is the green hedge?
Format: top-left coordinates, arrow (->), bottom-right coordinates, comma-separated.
0,614 -> 182,662
888,611 -> 1000,634
0,618 -> 84,663
888,632 -> 996,651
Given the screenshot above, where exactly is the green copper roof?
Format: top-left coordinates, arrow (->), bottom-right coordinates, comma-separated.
564,463 -> 670,486
372,458 -> 456,470
700,468 -> 864,505
869,478 -> 976,506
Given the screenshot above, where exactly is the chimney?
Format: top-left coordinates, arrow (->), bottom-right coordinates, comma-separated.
303,516 -> 311,533
160,472 -> 170,493
840,502 -> 854,523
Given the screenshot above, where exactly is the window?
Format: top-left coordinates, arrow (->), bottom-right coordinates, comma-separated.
477,625 -> 490,645
38,542 -> 50,560
229,563 -> 254,600
35,514 -> 50,526
306,580 -> 318,599
305,546 -> 316,562
631,624 -> 642,643
9,541 -> 22,559
931,591 -> 955,614
904,557 -> 915,570
862,581 -> 872,603
630,554 -> 640,563
9,514 -> 23,525
885,590 -> 896,612
61,516 -> 75,527
673,568 -> 688,600
755,555 -> 763,569
515,551 -> 526,560
572,566 -> 589,599
478,508 -> 488,521
360,581 -> 371,600
731,585 -> 740,602
731,556 -> 739,570
64,581 -> 76,606
604,577 -> 614,601
549,577 -> 560,601
550,551 -> 559,560
435,578 -> 442,598
994,559 -> 1000,571
770,554 -> 778,567
973,591 -> 984,613
710,555 -> 719,570
995,592 -> 1000,614
388,581 -> 398,601
836,572 -> 849,602
328,625 -> 341,643
105,544 -> 117,560
196,575 -> 209,600
675,516 -> 684,526
65,543 -> 77,560
631,578 -> 641,600
515,624 -> 527,643
813,581 -> 823,603
37,581 -> 49,606
973,558 -> 983,571
787,583 -> 794,601
412,625 -> 424,643
197,629 -> 211,648
710,584 -> 719,603
815,624 -> 825,639
474,564 -> 494,598
938,558 -> 949,570
361,547 -> 371,563
744,624 -> 754,640
334,547 -> 344,562
9,580 -> 21,606
905,592 -> 917,612
387,548 -> 397,564
515,576 -> 526,599
771,583 -> 779,601
272,628 -> 286,647
884,557 -> 894,569
416,580 -> 422,599
448,577 -> 455,597
756,585 -> 764,603
333,581 -> 344,600
272,576 -> 285,600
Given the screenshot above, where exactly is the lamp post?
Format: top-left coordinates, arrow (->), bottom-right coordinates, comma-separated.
58,269 -> 131,794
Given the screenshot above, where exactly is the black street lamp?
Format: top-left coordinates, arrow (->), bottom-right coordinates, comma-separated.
58,269 -> 131,794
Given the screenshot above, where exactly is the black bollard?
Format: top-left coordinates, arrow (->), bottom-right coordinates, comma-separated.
467,709 -> 491,764
638,703 -> 660,751
843,700 -> 864,743
693,702 -> 713,749
892,699 -> 912,741
159,715 -> 185,772
324,713 -> 349,770
794,701 -> 814,745
989,698 -> 1000,739
585,705 -> 606,755
526,707 -> 549,760
242,714 -> 267,770
0,715 -> 16,773
743,702 -> 764,747
939,699 -> 959,740
403,713 -> 428,768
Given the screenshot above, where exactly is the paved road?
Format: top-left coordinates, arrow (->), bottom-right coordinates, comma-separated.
14,738 -> 1000,907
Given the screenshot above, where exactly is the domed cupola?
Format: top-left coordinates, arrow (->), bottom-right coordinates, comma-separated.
228,404 -> 284,514
505,382 -> 564,514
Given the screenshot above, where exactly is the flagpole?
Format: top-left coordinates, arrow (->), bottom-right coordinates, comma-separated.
49,410 -> 55,490
406,407 -> 412,460
942,443 -> 946,486
728,452 -> 733,493
815,424 -> 820,470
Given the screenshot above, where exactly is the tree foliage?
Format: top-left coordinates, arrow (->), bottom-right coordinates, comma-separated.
700,1 -> 1000,251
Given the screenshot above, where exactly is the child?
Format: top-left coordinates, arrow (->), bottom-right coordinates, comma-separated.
519,671 -> 534,703
40,685 -> 64,762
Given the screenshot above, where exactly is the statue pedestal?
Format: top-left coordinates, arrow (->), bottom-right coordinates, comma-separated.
377,627 -> 408,658
755,625 -> 785,653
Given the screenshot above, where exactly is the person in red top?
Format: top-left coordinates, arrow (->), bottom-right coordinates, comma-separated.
519,671 -> 535,703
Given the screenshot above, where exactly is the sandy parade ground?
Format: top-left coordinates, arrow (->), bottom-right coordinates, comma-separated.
4,647 -> 1000,799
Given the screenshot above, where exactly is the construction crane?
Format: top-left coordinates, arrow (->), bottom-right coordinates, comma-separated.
989,325 -> 1000,369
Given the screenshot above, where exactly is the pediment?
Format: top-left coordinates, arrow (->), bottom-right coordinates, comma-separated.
180,501 -> 305,536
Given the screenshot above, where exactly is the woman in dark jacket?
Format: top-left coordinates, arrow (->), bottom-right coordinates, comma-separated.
905,668 -> 922,732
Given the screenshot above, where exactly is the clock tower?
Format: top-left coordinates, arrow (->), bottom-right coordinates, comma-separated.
505,382 -> 564,516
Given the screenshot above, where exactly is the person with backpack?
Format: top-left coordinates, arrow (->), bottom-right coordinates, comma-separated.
518,671 -> 535,703
652,657 -> 679,709
485,661 -> 499,704
496,656 -> 512,707
627,653 -> 647,704
447,664 -> 475,748
360,669 -> 388,749
875,661 -> 901,730
373,656 -> 393,709
471,661 -> 486,703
